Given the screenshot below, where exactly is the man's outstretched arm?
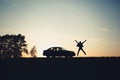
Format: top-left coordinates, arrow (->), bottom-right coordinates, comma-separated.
75,40 -> 79,43
82,40 -> 87,44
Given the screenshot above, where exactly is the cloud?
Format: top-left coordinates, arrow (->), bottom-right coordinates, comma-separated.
100,28 -> 110,32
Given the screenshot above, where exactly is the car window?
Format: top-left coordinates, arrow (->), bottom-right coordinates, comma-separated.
57,48 -> 59,51
51,48 -> 53,50
61,47 -> 66,50
59,48 -> 62,51
48,47 -> 67,51
48,48 -> 53,50
53,48 -> 56,51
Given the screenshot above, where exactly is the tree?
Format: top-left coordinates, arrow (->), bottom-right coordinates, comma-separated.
30,46 -> 37,58
0,34 -> 28,58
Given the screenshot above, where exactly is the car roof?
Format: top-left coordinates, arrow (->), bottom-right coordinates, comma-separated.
48,47 -> 66,50
50,47 -> 63,48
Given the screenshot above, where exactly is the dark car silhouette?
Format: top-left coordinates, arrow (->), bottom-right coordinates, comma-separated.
43,47 -> 75,58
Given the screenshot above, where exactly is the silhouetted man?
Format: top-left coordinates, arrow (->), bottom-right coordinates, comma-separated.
75,40 -> 86,56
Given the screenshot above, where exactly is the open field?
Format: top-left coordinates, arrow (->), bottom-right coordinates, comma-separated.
0,57 -> 120,80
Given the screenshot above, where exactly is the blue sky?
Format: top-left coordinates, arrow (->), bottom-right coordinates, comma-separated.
0,0 -> 120,57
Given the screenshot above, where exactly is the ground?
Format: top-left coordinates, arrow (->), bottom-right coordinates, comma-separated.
0,57 -> 120,80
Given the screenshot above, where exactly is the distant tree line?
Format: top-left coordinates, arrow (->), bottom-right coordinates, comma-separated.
0,34 -> 37,58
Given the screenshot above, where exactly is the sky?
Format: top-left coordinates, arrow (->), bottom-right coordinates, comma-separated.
0,0 -> 120,57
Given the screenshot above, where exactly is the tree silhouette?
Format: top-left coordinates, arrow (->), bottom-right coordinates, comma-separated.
0,34 -> 27,58
30,46 -> 37,58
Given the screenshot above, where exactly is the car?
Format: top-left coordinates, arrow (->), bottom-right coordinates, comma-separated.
43,47 -> 75,58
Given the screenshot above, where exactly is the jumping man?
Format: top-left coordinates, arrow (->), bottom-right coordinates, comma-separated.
75,40 -> 87,56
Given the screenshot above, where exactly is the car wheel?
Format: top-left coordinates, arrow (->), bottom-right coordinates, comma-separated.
47,56 -> 50,58
65,56 -> 73,58
52,56 -> 56,58
69,56 -> 73,58
65,56 -> 69,58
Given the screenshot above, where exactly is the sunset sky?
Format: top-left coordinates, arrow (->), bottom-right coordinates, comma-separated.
0,0 -> 120,57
